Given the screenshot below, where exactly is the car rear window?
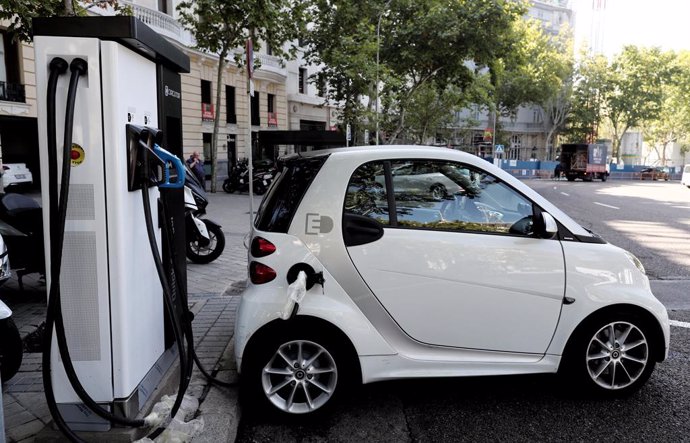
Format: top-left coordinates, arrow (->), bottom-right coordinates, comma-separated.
254,154 -> 330,233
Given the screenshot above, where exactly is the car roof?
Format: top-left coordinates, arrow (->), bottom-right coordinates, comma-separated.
284,145 -> 484,164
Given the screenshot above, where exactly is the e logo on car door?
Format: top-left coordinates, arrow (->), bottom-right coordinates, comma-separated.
306,213 -> 334,235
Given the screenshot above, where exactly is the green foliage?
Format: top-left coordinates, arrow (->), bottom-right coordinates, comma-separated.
642,50 -> 690,164
305,0 -> 528,143
565,50 -> 609,143
0,0 -> 122,42
602,46 -> 676,160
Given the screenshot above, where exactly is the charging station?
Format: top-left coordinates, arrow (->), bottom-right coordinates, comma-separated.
33,17 -> 190,432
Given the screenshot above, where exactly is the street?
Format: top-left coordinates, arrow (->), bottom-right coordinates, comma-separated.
237,180 -> 690,442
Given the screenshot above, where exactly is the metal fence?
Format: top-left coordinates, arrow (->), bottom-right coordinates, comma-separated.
0,81 -> 25,103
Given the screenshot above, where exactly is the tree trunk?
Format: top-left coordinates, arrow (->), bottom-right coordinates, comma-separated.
545,127 -> 555,161
210,46 -> 228,193
63,0 -> 75,15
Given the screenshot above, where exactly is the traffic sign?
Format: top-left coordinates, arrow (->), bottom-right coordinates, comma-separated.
495,144 -> 504,154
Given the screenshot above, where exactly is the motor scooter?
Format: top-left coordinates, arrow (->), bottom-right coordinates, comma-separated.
0,233 -> 22,382
222,160 -> 274,195
184,165 -> 226,263
0,193 -> 45,289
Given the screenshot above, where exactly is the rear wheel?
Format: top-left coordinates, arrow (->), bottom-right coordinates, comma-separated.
0,318 -> 23,382
222,180 -> 235,193
243,331 -> 351,417
560,313 -> 657,397
186,220 -> 225,264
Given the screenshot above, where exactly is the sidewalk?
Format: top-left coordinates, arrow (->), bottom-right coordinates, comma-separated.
2,191 -> 257,442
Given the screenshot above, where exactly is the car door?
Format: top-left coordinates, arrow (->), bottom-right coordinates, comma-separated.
343,159 -> 566,354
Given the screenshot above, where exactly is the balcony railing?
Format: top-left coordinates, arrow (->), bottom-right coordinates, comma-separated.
122,1 -> 183,39
0,82 -> 25,103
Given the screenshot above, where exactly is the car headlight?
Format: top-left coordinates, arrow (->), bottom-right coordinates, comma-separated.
624,251 -> 646,275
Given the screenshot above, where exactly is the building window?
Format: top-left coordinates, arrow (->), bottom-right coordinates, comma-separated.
316,75 -> 326,97
267,93 -> 275,113
266,42 -> 273,56
201,80 -> 212,104
0,31 -> 24,103
158,0 -> 169,14
298,67 -> 307,94
226,85 -> 236,124
251,92 -> 260,126
202,133 -> 212,175
267,94 -> 277,127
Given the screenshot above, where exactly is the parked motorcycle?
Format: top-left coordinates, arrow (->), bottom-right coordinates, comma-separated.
185,165 -> 226,264
0,233 -> 22,382
0,193 -> 45,290
222,160 -> 275,195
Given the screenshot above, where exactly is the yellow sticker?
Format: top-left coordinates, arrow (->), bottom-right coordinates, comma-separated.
70,144 -> 85,166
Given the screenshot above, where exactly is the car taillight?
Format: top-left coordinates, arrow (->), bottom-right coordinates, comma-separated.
251,236 -> 276,257
250,261 -> 276,284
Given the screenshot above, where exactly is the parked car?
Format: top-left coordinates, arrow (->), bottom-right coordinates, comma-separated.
2,163 -> 33,190
640,167 -> 669,181
235,146 -> 669,416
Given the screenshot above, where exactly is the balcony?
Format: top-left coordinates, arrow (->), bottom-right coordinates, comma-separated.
0,82 -> 25,103
121,1 -> 187,43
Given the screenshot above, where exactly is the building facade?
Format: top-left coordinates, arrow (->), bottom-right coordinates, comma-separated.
450,0 -> 574,161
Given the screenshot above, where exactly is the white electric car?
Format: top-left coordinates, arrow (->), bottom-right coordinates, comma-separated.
235,146 -> 670,416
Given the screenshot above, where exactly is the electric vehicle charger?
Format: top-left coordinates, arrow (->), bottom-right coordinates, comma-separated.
42,56 -> 234,443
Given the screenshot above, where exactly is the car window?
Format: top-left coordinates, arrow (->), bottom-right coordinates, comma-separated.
344,161 -> 390,225
255,154 -> 329,233
390,160 -> 535,235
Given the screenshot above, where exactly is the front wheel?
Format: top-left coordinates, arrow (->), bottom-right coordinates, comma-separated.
560,313 -> 657,397
186,220 -> 225,264
222,180 -> 235,193
0,318 -> 23,382
243,332 -> 350,417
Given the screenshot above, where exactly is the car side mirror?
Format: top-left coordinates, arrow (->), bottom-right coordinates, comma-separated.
540,212 -> 558,239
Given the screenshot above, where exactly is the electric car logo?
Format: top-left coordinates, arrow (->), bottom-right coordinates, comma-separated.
305,213 -> 333,235
70,144 -> 85,166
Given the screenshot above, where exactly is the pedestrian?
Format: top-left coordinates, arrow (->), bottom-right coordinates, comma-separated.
554,163 -> 563,181
186,151 -> 205,185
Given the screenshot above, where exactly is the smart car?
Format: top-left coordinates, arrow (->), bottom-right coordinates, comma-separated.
235,146 -> 670,416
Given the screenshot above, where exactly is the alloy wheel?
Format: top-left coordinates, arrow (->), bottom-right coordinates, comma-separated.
585,321 -> 648,390
261,340 -> 338,414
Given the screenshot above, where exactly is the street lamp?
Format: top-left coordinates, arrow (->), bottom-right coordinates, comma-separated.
375,0 -> 391,146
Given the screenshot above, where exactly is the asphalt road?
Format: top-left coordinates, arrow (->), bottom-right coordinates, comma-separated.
237,180 -> 690,443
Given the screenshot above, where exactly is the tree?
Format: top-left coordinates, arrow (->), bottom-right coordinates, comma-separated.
306,0 -> 527,144
565,51 -> 609,144
177,0 -> 309,192
602,46 -> 675,162
642,51 -> 690,165
0,0 -> 122,42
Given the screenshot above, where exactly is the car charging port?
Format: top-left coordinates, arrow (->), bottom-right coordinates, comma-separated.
287,263 -> 324,290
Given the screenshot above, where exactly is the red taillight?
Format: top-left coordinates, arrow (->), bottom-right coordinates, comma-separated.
251,236 -> 276,257
250,261 -> 276,284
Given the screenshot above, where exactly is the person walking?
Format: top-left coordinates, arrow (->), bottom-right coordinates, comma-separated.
186,151 -> 205,185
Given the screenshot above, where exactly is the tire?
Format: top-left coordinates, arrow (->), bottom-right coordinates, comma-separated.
0,318 -> 23,382
430,184 -> 447,200
222,180 -> 234,193
186,220 -> 225,264
242,330 -> 351,417
601,174 -> 608,182
559,312 -> 657,398
254,182 -> 267,196
566,176 -> 575,182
